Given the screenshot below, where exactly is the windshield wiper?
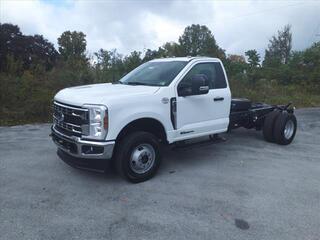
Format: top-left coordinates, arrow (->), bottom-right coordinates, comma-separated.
112,80 -> 124,84
126,81 -> 151,86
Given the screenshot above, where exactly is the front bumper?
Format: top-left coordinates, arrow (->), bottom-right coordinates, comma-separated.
51,126 -> 115,159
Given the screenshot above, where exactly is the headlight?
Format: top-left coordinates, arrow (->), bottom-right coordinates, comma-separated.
82,104 -> 108,140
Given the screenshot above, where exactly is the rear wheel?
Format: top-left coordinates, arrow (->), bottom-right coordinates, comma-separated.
115,131 -> 161,183
273,112 -> 297,145
263,110 -> 280,142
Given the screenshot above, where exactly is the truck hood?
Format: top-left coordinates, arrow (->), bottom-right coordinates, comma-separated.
54,83 -> 160,106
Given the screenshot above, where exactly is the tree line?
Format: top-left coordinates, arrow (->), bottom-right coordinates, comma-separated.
0,23 -> 319,125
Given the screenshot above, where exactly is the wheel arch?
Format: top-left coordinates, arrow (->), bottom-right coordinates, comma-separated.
115,117 -> 168,144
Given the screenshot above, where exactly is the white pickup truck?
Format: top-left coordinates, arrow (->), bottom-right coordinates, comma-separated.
51,57 -> 297,182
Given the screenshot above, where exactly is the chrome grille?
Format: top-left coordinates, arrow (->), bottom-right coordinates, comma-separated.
53,101 -> 89,137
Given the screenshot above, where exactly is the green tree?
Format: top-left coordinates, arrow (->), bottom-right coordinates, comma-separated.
224,54 -> 247,81
244,49 -> 261,84
263,24 -> 292,66
178,24 -> 225,59
109,49 -> 124,82
58,31 -> 87,61
94,49 -> 124,82
142,42 -> 181,62
245,50 -> 260,68
301,41 -> 320,86
161,42 -> 182,57
0,23 -> 58,73
57,30 -> 92,85
143,49 -> 160,62
123,51 -> 142,73
95,49 -> 111,70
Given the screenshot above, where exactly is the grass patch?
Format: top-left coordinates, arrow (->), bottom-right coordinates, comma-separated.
230,79 -> 320,108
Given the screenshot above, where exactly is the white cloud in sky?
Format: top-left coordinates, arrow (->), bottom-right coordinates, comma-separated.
1,0 -> 320,58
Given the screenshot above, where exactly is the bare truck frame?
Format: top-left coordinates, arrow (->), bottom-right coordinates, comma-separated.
229,98 -> 296,145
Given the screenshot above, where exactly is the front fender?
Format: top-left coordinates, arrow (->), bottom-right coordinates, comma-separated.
106,110 -> 170,141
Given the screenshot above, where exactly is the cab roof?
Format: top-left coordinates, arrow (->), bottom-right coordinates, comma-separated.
150,56 -> 220,62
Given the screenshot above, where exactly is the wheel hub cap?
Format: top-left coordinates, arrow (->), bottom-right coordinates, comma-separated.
284,120 -> 294,139
130,144 -> 155,174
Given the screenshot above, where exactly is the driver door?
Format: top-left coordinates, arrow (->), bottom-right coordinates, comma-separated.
174,62 -> 229,141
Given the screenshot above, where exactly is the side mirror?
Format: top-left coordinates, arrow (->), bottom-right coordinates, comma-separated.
191,74 -> 209,95
178,82 -> 192,96
178,74 -> 209,97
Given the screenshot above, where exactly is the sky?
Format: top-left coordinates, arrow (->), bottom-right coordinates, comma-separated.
1,0 -> 320,58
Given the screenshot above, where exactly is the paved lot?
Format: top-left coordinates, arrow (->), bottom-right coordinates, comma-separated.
1,108 -> 320,240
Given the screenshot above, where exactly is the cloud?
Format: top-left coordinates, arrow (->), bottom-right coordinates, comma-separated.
1,0 -> 320,58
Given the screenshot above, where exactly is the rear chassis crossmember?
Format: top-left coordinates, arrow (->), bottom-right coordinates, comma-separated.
229,102 -> 294,131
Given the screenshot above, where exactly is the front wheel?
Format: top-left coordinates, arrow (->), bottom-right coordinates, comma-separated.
115,131 -> 161,183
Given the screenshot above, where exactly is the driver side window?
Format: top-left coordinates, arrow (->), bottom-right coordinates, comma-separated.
179,63 -> 215,89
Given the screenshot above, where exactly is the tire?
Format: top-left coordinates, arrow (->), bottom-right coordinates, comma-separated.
263,110 -> 280,142
273,112 -> 297,145
115,131 -> 161,183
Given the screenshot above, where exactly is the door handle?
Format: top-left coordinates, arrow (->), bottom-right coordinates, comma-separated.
214,97 -> 224,101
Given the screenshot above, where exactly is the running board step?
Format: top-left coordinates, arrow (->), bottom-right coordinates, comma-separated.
171,134 -> 227,150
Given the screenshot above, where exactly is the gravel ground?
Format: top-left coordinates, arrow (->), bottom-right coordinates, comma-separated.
0,108 -> 319,240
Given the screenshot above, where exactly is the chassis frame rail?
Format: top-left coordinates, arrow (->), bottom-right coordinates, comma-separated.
229,102 -> 294,130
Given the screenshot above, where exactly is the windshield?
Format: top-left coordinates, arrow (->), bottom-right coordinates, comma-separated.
119,61 -> 188,86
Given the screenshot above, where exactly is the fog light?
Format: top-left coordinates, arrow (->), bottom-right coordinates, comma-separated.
82,145 -> 104,155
